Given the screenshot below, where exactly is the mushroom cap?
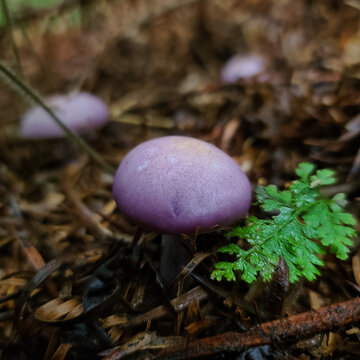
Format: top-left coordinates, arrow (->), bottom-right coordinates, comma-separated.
113,136 -> 252,234
19,92 -> 109,139
221,54 -> 265,84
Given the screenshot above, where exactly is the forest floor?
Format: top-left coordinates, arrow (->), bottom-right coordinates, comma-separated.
1,1 -> 360,359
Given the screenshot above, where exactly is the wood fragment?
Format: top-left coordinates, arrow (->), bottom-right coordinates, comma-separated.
159,297 -> 360,359
185,319 -> 216,337
100,331 -> 186,360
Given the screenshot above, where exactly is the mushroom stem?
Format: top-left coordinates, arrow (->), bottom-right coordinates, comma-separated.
160,234 -> 194,285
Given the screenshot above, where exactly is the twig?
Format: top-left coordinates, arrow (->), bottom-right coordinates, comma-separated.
159,297 -> 360,359
0,61 -> 115,175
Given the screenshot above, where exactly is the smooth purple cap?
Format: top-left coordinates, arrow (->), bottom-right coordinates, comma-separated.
19,92 -> 109,139
113,136 -> 252,234
221,54 -> 266,84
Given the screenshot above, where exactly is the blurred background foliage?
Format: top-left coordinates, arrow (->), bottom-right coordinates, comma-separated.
0,0 -> 80,27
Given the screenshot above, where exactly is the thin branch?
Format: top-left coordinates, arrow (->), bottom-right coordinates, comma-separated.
159,297 -> 360,359
0,61 -> 115,175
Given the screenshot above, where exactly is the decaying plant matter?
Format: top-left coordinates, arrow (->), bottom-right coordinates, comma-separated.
1,1 -> 360,359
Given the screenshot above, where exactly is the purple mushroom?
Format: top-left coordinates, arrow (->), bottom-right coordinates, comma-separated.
221,54 -> 266,84
113,136 -> 252,282
113,136 -> 251,234
19,92 -> 109,139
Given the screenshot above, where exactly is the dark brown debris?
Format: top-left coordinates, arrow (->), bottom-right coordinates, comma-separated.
1,0 -> 360,359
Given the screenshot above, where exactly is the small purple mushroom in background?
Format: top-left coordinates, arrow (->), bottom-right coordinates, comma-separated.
221,54 -> 266,84
19,92 -> 109,139
112,136 -> 252,282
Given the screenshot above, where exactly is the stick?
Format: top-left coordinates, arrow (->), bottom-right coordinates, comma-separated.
159,297 -> 360,359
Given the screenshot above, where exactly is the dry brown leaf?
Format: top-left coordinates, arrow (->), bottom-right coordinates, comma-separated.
308,289 -> 325,310
50,343 -> 72,360
220,118 -> 241,151
35,298 -> 81,321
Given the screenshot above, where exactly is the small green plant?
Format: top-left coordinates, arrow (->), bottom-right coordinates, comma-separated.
211,163 -> 357,284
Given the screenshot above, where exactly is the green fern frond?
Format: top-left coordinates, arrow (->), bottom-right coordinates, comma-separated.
211,163 -> 357,284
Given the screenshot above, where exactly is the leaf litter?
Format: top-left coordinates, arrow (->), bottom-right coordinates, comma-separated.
1,0 -> 360,359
